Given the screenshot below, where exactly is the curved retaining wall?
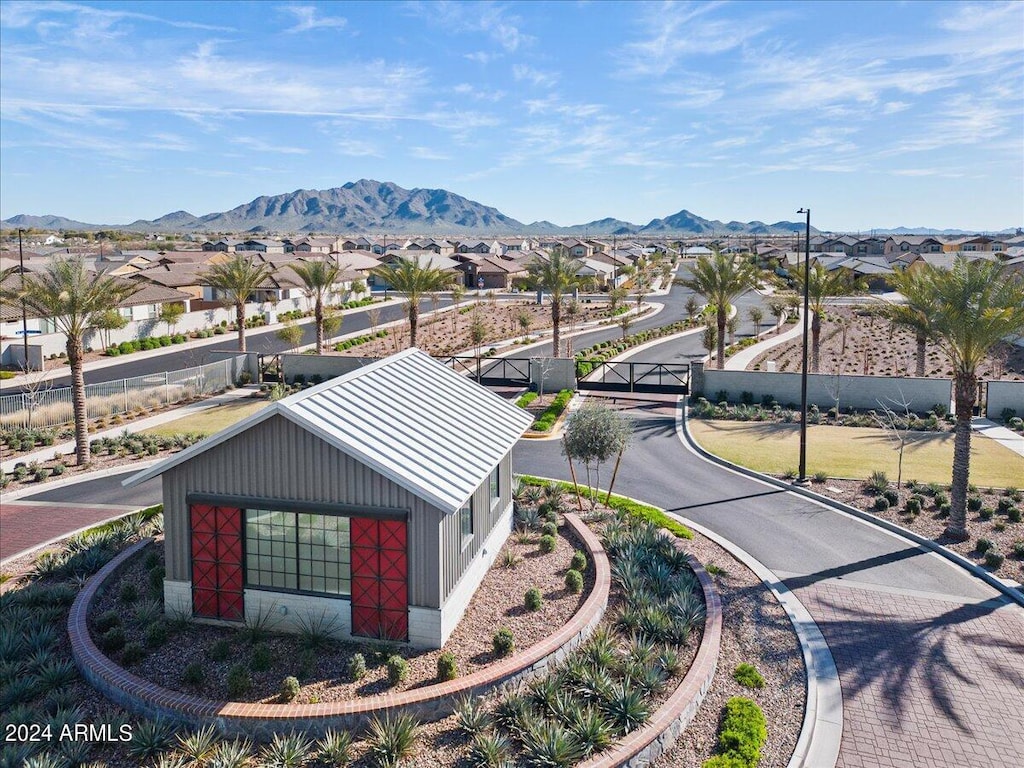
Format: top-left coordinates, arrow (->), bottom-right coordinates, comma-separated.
69,514 -> 611,739
580,540 -> 723,768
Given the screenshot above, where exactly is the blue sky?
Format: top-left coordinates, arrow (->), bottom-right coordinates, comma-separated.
1,1 -> 1022,232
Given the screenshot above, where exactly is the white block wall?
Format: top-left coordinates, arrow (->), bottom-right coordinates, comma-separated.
987,381 -> 1024,419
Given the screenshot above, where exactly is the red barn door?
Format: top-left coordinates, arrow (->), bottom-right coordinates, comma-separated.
190,504 -> 244,621
350,518 -> 408,641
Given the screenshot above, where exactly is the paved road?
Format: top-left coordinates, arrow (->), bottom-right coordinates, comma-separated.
11,295 -> 450,390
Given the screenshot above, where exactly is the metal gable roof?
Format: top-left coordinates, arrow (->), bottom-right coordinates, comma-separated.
124,349 -> 533,514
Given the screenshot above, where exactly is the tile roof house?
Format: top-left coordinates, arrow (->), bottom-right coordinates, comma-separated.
124,350 -> 532,648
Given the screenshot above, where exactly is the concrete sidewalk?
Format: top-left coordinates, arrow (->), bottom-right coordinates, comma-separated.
725,306 -> 804,370
971,417 -> 1024,458
1,385 -> 260,473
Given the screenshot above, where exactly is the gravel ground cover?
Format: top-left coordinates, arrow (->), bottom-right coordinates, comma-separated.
748,305 -> 1024,379
91,524 -> 591,703
802,477 -> 1024,582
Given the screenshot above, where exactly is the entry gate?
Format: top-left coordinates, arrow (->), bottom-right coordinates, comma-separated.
576,360 -> 689,394
441,355 -> 531,386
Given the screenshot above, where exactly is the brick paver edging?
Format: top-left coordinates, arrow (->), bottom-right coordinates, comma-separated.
579,541 -> 723,768
68,514 -> 611,739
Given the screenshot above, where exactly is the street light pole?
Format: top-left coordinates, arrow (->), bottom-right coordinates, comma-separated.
796,208 -> 811,484
18,228 -> 30,369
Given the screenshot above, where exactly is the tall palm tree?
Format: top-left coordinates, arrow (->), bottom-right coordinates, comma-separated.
526,247 -> 583,357
788,262 -> 864,372
4,258 -> 135,465
883,268 -> 937,377
369,257 -> 453,348
890,258 -> 1024,539
201,254 -> 275,352
290,257 -> 342,355
679,251 -> 760,369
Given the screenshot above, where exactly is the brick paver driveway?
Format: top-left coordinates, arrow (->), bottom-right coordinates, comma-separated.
1,501 -> 138,561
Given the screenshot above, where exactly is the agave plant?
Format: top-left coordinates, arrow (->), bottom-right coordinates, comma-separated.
601,682 -> 650,736
666,591 -> 707,643
364,713 -> 420,768
567,706 -> 614,756
469,731 -> 512,768
36,659 -> 78,692
574,666 -> 616,706
519,720 -> 586,768
316,728 -> 353,766
206,738 -> 253,768
455,695 -> 492,735
259,732 -> 314,768
175,725 -> 219,763
528,675 -> 562,716
127,718 -> 176,759
493,693 -> 536,739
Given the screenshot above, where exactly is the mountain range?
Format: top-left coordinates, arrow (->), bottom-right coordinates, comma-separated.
1,180 -> 1015,237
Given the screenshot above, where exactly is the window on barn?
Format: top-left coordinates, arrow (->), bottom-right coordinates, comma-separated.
244,510 -> 351,596
460,501 -> 473,548
489,467 -> 500,510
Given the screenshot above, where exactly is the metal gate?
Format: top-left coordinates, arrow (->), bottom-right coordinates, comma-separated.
441,355 -> 531,386
576,360 -> 689,394
259,353 -> 282,383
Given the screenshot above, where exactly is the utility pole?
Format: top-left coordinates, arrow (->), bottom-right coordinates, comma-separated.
18,228 -> 29,369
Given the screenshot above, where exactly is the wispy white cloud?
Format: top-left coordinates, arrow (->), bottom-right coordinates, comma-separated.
410,146 -> 451,161
232,136 -> 309,154
279,5 -> 347,33
512,64 -> 558,88
407,0 -> 532,53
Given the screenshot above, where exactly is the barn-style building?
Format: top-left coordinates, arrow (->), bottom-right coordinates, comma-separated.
125,349 -> 533,647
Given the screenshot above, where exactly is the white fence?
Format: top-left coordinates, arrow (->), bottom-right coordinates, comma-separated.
0,356 -> 247,431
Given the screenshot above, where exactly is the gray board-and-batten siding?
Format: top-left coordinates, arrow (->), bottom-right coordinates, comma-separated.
162,412 -> 512,611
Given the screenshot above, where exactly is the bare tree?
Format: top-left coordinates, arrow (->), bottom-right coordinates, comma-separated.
873,392 -> 924,489
619,311 -> 633,340
366,306 -> 381,337
19,364 -> 54,430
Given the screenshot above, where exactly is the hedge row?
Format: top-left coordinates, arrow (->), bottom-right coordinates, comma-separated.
576,319 -> 696,375
531,389 -> 573,432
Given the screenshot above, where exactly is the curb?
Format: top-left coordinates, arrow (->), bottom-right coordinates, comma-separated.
679,407 -> 1024,609
0,459 -> 160,502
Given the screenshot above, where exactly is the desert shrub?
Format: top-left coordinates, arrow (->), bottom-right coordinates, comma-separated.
882,489 -> 899,506
968,496 -> 984,512
97,627 -> 125,653
437,652 -> 458,682
121,642 -> 145,666
539,535 -> 557,554
347,653 -> 367,682
250,643 -> 274,672
904,497 -> 922,515
317,729 -> 353,766
525,588 -> 543,611
976,538 -> 994,553
997,497 -> 1015,513
226,665 -> 251,698
865,470 -> 888,495
984,550 -> 1005,568
565,569 -> 584,594
365,712 -> 420,768
732,663 -> 765,689
279,675 -> 301,703
541,521 -> 558,538
873,496 -> 890,512
145,622 -> 168,648
1012,541 -> 1024,558
704,696 -> 767,768
386,655 -> 409,686
933,492 -> 948,508
570,550 -> 587,572
208,639 -> 231,662
182,662 -> 205,688
1009,507 -> 1022,523
493,628 -> 515,657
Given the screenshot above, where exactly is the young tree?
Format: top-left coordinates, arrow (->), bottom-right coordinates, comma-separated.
684,295 -> 700,324
451,283 -> 465,333
276,320 -> 304,352
562,403 -> 632,509
726,314 -> 740,345
701,322 -> 718,361
788,262 -> 864,372
873,393 -> 924,490
888,258 -> 1024,539
290,257 -> 342,355
366,306 -> 381,337
369,258 -> 453,348
159,302 -> 185,337
469,310 -> 487,358
748,306 -> 764,333
91,308 -> 128,350
767,297 -> 789,332
201,254 -> 275,352
322,308 -> 343,348
607,286 -> 628,315
517,308 -> 534,341
526,248 -> 584,358
679,251 -> 760,369
3,258 -> 135,464
619,311 -> 634,340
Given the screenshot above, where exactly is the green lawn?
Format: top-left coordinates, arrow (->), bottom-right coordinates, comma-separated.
689,419 -> 1024,488
139,399 -> 270,438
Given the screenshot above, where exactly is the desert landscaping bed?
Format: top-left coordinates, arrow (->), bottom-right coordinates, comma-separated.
748,305 -> 1024,379
2,482 -> 807,768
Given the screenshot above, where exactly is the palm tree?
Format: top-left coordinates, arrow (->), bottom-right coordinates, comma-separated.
883,268 -> 937,377
679,251 -> 760,369
889,258 -> 1024,539
788,262 -> 864,372
526,247 -> 583,357
201,254 -> 275,352
369,257 -> 453,348
290,257 -> 342,354
4,258 -> 135,465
